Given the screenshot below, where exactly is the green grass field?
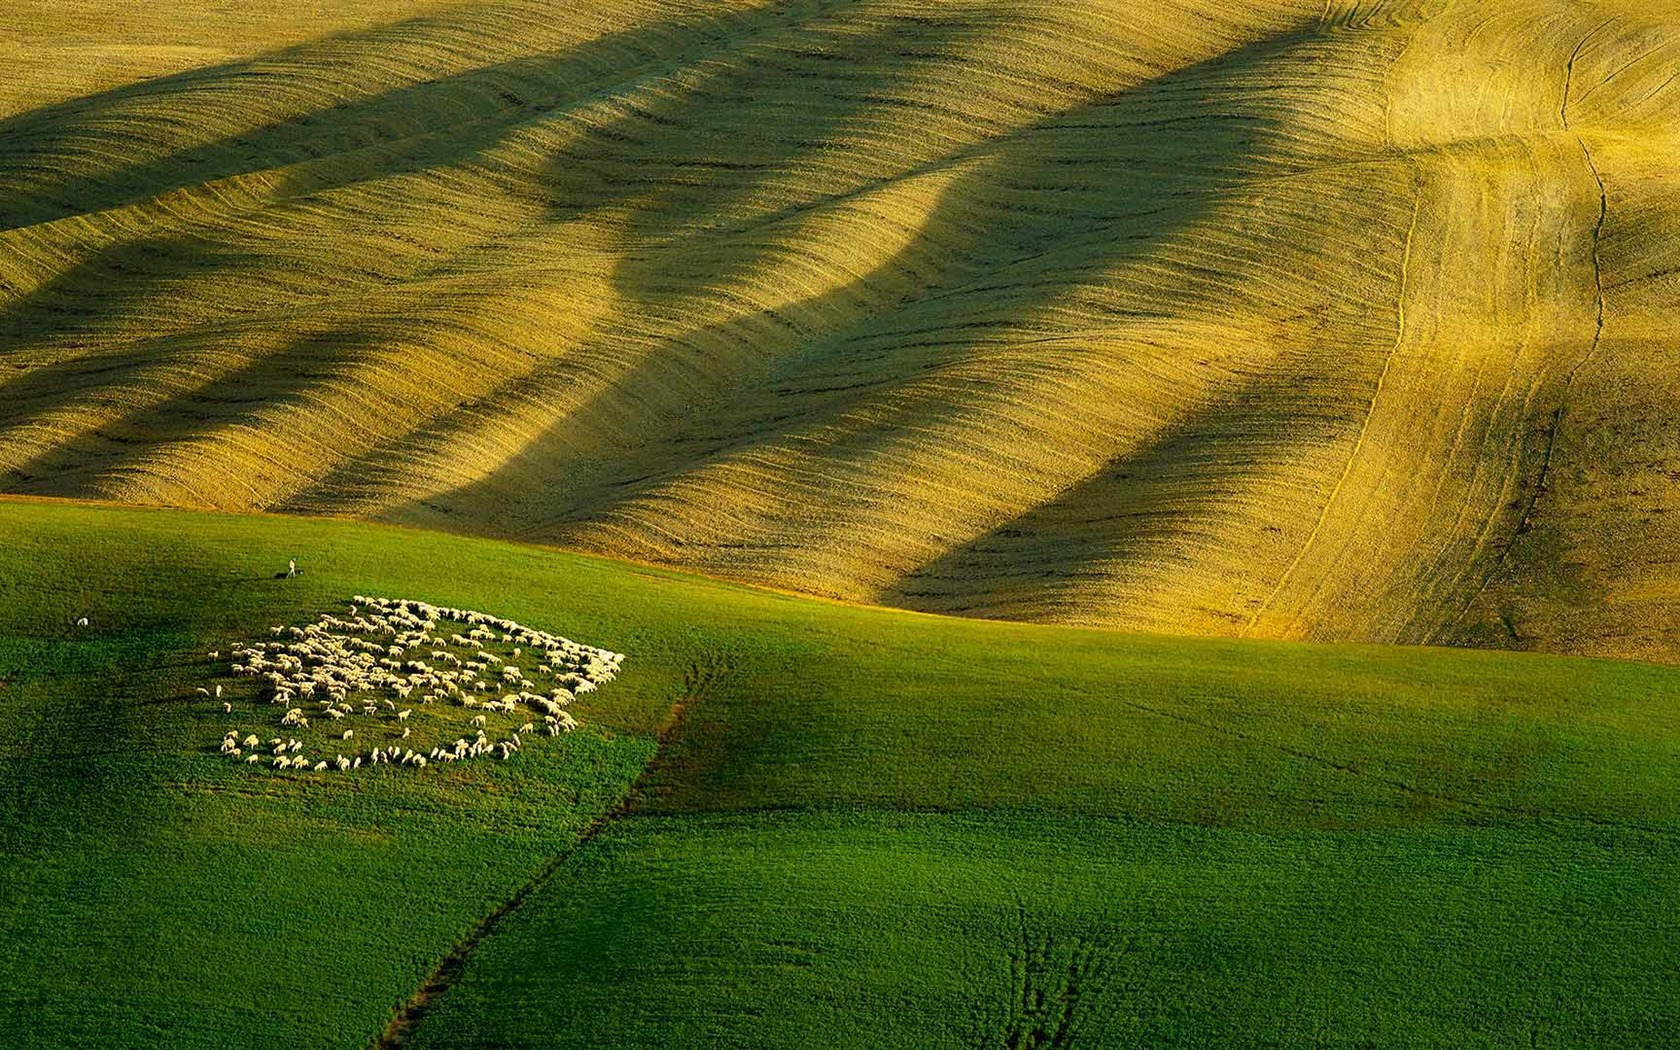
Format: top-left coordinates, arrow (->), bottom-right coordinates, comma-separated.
3,498 -> 1677,1047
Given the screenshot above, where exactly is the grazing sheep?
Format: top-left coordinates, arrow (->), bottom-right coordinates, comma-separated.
195,688 -> 211,697
223,701 -> 232,713
342,729 -> 354,740
313,761 -> 327,772
223,598 -> 619,774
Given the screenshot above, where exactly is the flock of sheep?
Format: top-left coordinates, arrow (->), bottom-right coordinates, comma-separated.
208,596 -> 624,774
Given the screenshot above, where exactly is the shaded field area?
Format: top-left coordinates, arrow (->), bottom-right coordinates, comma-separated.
3,0 -> 1680,661
2,499 -> 1678,1047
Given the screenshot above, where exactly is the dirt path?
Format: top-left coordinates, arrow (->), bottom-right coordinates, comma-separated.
370,656 -> 725,1049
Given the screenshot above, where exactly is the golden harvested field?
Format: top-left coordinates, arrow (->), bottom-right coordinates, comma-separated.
3,0 -> 1678,661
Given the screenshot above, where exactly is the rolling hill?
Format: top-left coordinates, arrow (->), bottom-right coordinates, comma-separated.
3,499 -> 1679,1047
3,0 -> 1679,665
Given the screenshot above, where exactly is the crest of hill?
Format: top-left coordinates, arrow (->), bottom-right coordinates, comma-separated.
2,0 -> 1678,663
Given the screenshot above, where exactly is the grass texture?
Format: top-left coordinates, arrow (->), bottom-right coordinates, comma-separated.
2,1 -> 1678,660
2,499 -> 1678,1046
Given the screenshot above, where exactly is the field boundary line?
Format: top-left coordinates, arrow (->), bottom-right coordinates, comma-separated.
369,652 -> 726,1049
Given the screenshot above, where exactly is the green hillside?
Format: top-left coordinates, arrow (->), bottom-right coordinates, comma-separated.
3,0 -> 1679,661
2,499 -> 1677,1047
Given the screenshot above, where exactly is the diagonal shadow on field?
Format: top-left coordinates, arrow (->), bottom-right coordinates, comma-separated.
1,323 -> 392,501
288,1 -> 1063,519
380,20 -> 1342,556
0,0 -> 869,345
0,1 -> 885,497
0,1 -> 835,234
883,357 -> 1349,628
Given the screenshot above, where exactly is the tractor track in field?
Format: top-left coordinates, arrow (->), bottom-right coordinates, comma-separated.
998,897 -> 1133,1050
370,652 -> 729,1050
1440,34 -> 1611,644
